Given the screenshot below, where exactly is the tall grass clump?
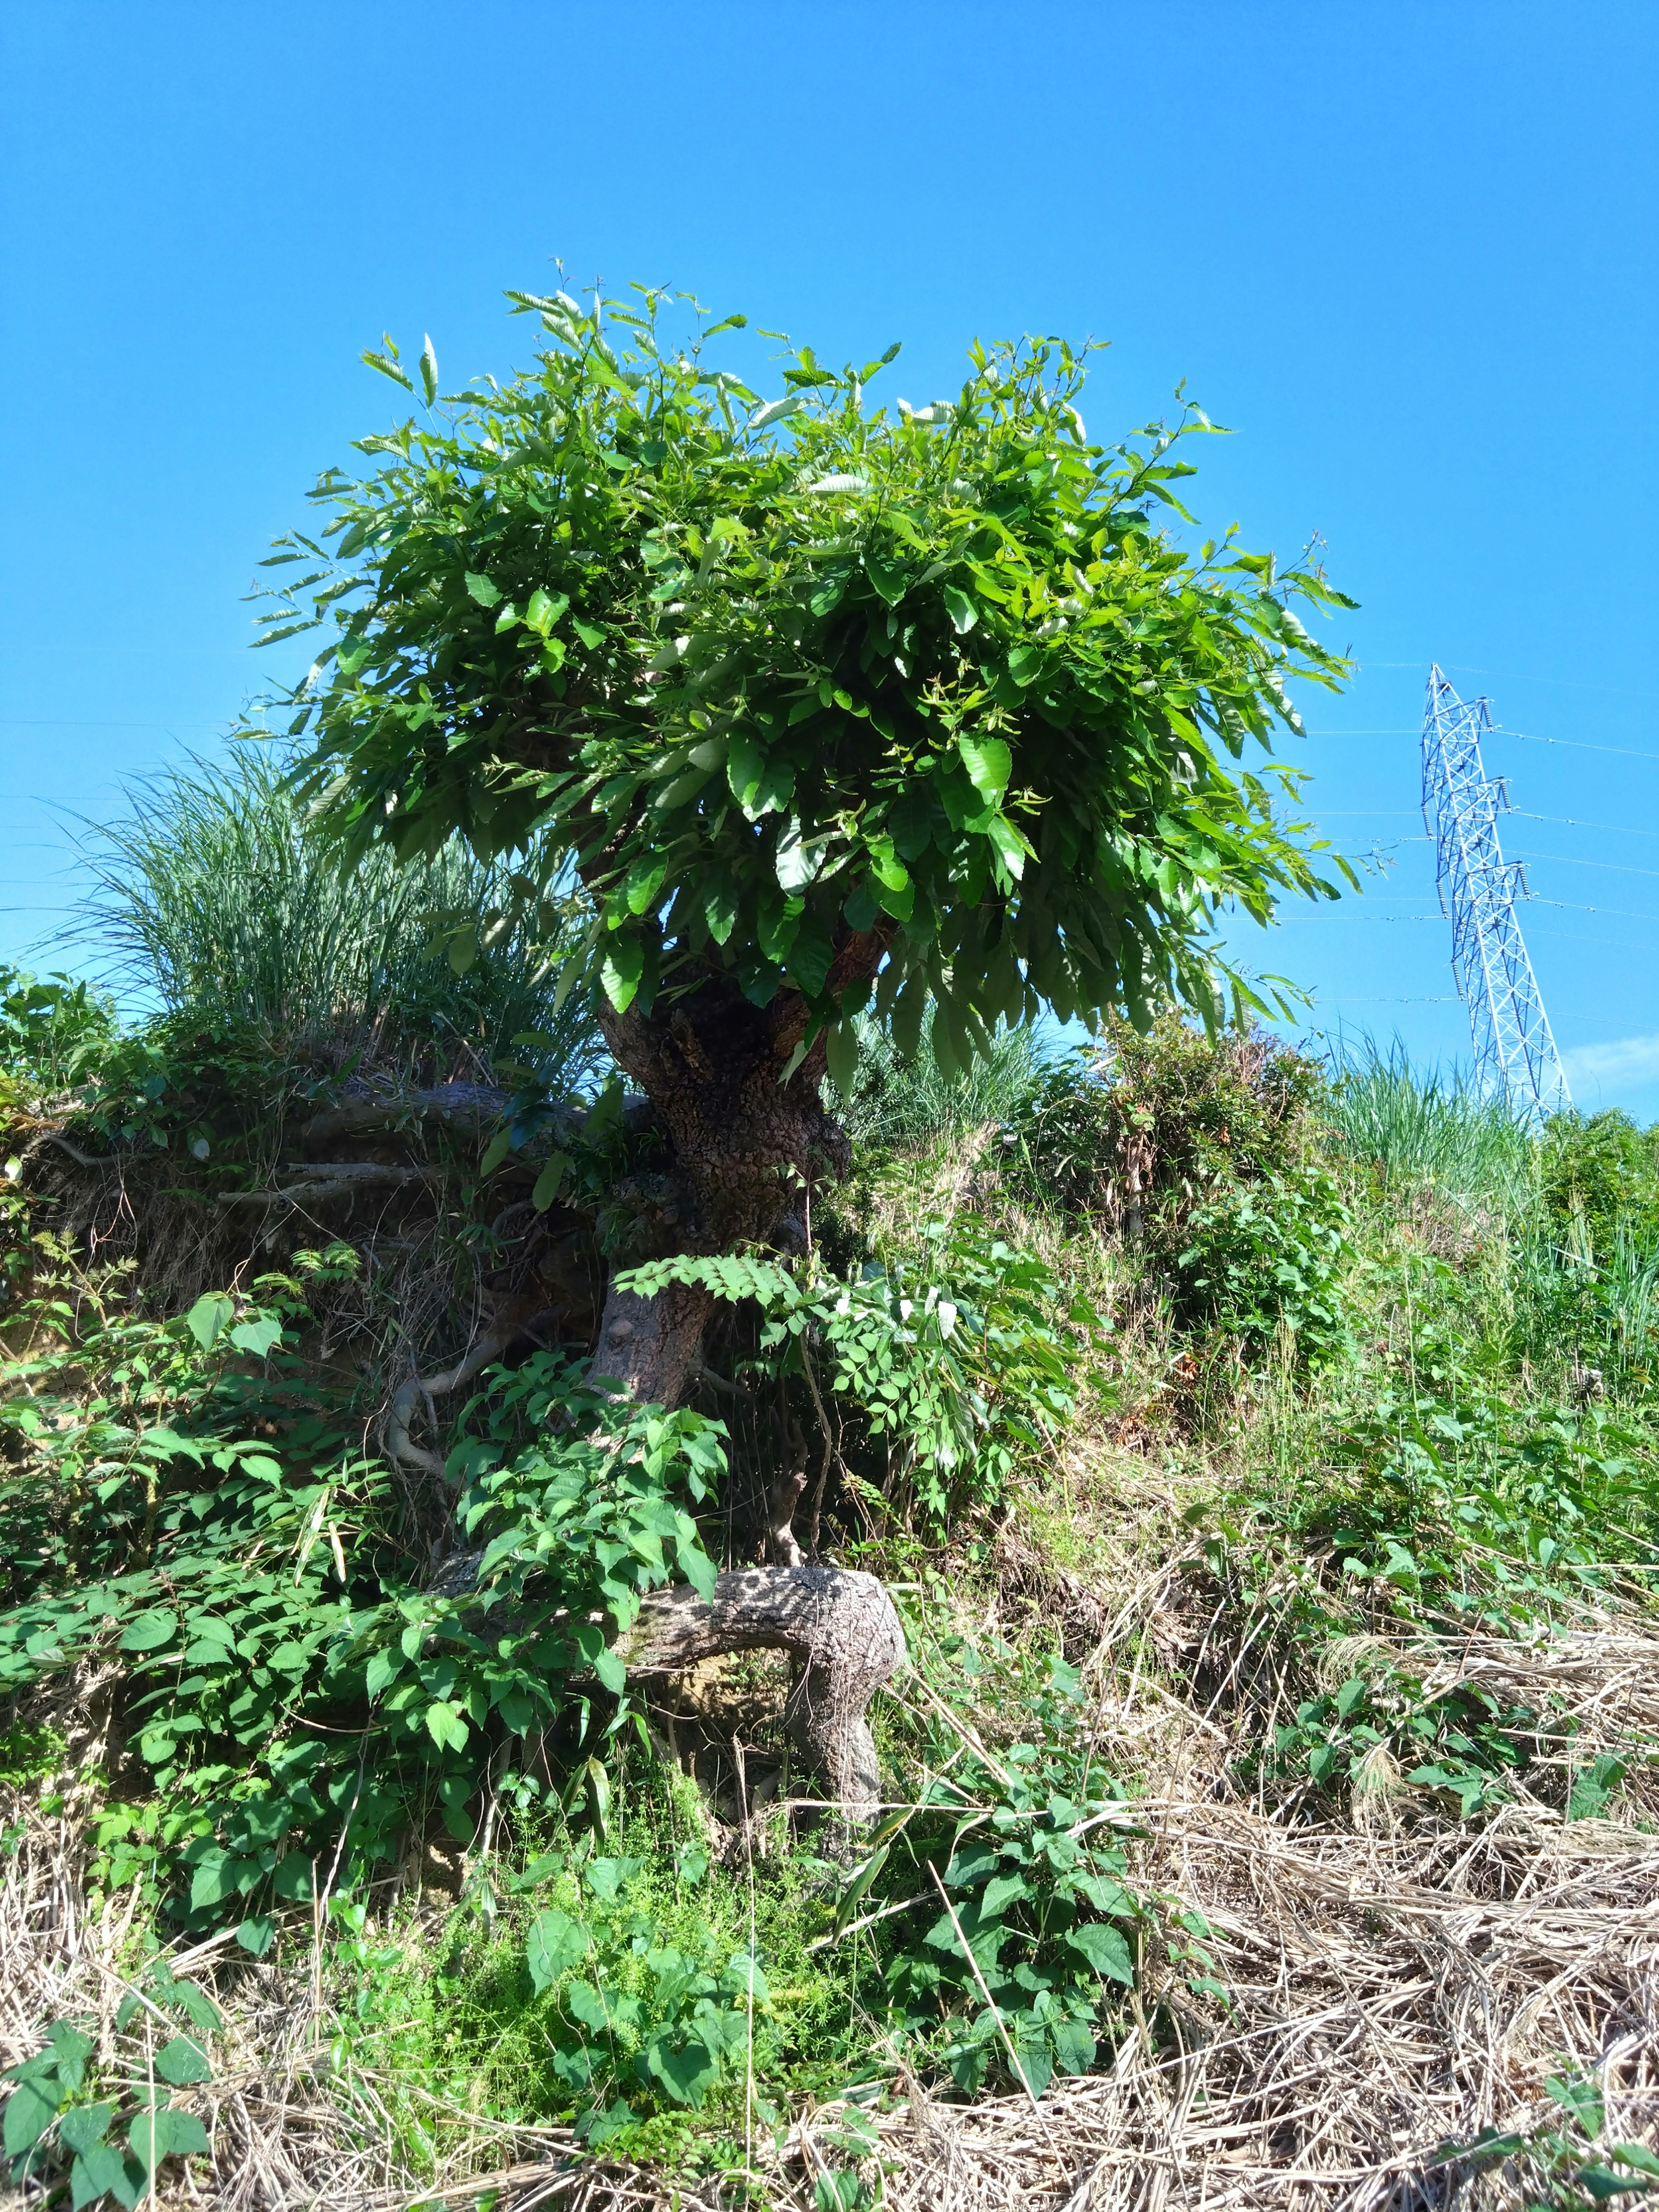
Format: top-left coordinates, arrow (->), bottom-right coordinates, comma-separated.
1325,1035 -> 1538,1215
64,748 -> 607,1086
837,1012 -> 1053,1148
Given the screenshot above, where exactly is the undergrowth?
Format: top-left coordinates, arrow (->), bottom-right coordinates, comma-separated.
6,869 -> 1659,2204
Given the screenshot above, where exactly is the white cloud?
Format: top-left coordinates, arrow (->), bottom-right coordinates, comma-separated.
1561,1034 -> 1659,1090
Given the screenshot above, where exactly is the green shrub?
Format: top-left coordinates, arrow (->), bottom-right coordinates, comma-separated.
0,966 -> 115,1093
1542,1110 -> 1659,1258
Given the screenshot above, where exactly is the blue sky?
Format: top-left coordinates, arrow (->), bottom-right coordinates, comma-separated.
3,2 -> 1656,1108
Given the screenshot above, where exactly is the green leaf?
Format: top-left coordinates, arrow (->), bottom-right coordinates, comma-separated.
3,2080 -> 59,2157
525,588 -> 569,636
531,1153 -> 570,1212
119,1609 -> 178,1655
566,1979 -> 610,2033
424,1700 -> 469,1751
235,1916 -> 275,1958
625,854 -> 668,914
1068,1923 -> 1134,1984
464,572 -> 501,608
1050,2016 -> 1096,2076
644,2029 -> 721,2107
702,880 -> 739,946
364,1648 -> 403,1699
189,1851 -> 250,1911
526,1906 -> 587,1993
130,2106 -> 210,2171
154,2037 -> 211,2088
47,2025 -> 92,2094
864,552 -> 908,606
601,934 -> 645,1014
824,1020 -> 860,1100
479,1127 -> 513,1177
271,1850 -> 314,1902
419,334 -> 439,406
361,349 -> 413,391
958,736 -> 1011,806
942,585 -> 978,634
727,733 -> 764,810
60,2104 -> 114,2157
228,1314 -> 283,1358
185,1292 -> 234,1351
70,2145 -> 136,2210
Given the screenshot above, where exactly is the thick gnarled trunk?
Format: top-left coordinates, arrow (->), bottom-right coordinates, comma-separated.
588,934 -> 883,1404
581,939 -> 900,1816
623,1566 -> 905,1812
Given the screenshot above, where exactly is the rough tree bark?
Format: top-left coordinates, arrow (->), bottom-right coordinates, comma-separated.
620,1567 -> 904,1811
588,931 -> 887,1405
589,931 -> 906,1815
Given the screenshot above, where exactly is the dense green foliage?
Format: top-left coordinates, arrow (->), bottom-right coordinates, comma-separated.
258,289 -> 1357,1075
10,932 -> 1659,2198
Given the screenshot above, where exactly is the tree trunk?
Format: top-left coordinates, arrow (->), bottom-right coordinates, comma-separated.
588,932 -> 885,1405
622,1565 -> 905,1813
580,935 -> 900,1818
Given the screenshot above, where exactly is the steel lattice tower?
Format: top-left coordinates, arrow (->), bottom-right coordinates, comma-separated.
1420,665 -> 1570,1124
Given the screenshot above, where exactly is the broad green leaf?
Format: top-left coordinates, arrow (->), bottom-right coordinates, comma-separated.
185,1292 -> 233,1351
864,552 -> 908,605
479,1128 -> 513,1176
727,733 -> 763,809
47,2025 -> 91,2094
70,2145 -> 136,2210
154,2037 -> 211,2088
424,1699 -> 469,1751
942,585 -> 978,634
3,2080 -> 58,2157
566,1979 -> 609,2032
228,1314 -> 283,1358
464,572 -> 501,607
526,1906 -> 587,1993
747,392 -> 805,433
419,334 -> 439,405
59,2105 -> 114,2157
525,588 -> 569,636
235,1915 -> 275,1958
702,880 -> 739,945
958,736 -> 1011,806
1068,1922 -> 1134,1984
625,854 -> 667,914
361,349 -> 413,391
364,1647 -> 403,1698
601,934 -> 645,1014
644,2029 -> 720,2107
271,1850 -> 314,1902
824,1019 -> 860,1100
118,1609 -> 178,1654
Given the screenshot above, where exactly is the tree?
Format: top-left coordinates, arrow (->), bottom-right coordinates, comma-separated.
260,286 -> 1354,1411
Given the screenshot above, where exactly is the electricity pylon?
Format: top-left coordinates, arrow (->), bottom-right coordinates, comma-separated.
1420,665 -> 1571,1124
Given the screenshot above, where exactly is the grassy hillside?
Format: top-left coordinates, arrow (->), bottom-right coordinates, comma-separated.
3,763 -> 1659,2211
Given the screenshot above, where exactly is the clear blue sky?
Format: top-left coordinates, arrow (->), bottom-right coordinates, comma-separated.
4,3 -> 1657,1108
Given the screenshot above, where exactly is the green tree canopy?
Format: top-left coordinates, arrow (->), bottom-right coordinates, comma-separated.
261,287 -> 1356,1096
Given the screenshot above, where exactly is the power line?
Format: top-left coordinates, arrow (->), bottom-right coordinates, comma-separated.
1511,849 -> 1659,883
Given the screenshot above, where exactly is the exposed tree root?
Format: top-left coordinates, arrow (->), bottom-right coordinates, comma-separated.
620,1565 -> 906,1815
